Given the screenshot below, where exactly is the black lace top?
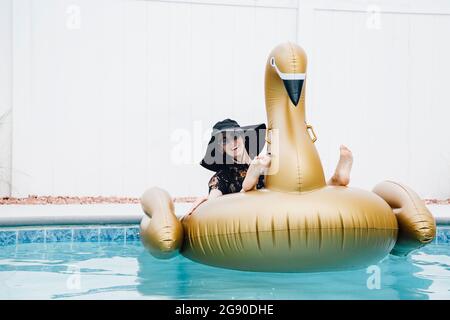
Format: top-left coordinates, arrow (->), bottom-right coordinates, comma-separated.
208,163 -> 265,195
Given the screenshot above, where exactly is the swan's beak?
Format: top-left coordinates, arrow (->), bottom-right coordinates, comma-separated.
270,57 -> 305,107
282,79 -> 304,106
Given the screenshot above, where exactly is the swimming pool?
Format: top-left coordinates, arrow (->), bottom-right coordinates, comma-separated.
0,225 -> 449,299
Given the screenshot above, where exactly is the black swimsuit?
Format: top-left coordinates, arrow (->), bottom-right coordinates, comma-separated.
208,163 -> 265,195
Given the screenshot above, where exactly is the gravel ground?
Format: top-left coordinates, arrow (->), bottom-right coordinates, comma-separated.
424,199 -> 450,205
0,195 -> 197,205
0,195 -> 448,205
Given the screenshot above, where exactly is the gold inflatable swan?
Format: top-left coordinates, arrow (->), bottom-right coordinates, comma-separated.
140,43 -> 436,272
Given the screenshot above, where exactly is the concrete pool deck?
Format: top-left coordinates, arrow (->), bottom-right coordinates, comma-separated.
0,203 -> 448,227
0,203 -> 190,227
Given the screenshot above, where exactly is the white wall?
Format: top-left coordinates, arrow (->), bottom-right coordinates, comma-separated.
8,0 -> 298,197
3,0 -> 450,199
0,0 -> 12,196
297,0 -> 450,199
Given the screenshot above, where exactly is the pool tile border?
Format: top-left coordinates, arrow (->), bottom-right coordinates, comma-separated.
0,225 -> 140,247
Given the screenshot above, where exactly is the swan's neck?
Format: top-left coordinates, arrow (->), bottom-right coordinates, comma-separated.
264,86 -> 326,192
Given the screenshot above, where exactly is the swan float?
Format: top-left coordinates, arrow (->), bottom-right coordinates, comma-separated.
140,42 -> 436,272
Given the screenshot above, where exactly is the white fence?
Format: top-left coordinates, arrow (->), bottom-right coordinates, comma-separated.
298,0 -> 450,199
0,0 -> 449,199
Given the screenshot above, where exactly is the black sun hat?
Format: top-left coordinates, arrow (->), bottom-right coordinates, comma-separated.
200,118 -> 267,172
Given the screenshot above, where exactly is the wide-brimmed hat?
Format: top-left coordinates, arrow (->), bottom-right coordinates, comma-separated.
200,118 -> 266,172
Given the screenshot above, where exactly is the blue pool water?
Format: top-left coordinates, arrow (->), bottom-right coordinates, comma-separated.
0,226 -> 449,300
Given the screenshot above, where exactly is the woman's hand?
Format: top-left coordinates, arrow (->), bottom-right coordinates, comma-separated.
242,154 -> 271,192
186,196 -> 208,216
249,154 -> 271,176
185,189 -> 222,216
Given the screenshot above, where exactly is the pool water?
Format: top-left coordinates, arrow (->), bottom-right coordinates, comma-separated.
0,238 -> 449,299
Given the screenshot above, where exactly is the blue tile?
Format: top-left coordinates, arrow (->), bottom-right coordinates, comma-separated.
73,228 -> 99,242
99,228 -> 124,242
46,229 -> 72,243
126,227 -> 140,242
18,230 -> 45,244
444,229 -> 450,240
0,231 -> 17,246
436,228 -> 450,244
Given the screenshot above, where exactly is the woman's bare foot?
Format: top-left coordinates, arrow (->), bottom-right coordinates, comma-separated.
328,145 -> 353,186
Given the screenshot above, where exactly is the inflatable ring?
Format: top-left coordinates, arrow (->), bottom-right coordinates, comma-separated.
139,42 -> 436,272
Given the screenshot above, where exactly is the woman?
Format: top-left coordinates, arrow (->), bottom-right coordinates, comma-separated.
186,118 -> 353,215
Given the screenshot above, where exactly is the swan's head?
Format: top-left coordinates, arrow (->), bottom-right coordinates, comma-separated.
267,42 -> 307,107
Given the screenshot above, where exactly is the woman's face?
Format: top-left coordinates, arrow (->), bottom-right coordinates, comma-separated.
220,131 -> 245,161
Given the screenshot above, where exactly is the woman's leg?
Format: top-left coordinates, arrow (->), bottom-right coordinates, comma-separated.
328,145 -> 353,186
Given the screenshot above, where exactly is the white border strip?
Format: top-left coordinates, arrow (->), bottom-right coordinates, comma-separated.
270,57 -> 306,80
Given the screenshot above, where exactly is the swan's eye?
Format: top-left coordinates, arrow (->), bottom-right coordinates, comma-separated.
270,57 -> 276,67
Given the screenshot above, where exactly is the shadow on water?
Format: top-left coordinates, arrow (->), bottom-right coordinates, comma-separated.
136,246 -> 441,299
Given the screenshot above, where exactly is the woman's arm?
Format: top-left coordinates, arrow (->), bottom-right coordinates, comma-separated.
208,188 -> 223,199
242,154 -> 271,192
186,187 -> 223,216
241,164 -> 261,192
